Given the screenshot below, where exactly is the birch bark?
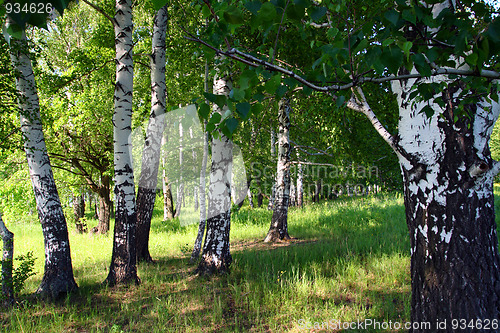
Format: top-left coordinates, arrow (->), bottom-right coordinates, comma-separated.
7,21 -> 77,298
264,98 -> 292,242
136,5 -> 168,263
105,0 -> 139,286
196,74 -> 233,274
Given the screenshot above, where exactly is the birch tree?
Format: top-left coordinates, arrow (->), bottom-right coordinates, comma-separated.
188,0 -> 500,328
104,0 -> 139,286
264,98 -> 292,242
196,72 -> 233,275
136,4 -> 168,263
4,11 -> 78,298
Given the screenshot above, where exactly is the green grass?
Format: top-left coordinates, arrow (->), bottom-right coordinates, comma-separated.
2,193 -> 414,332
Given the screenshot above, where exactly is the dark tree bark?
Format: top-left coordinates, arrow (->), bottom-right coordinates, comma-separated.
396,85 -> 500,331
94,175 -> 112,234
73,193 -> 86,233
135,5 -> 168,263
264,98 -> 292,243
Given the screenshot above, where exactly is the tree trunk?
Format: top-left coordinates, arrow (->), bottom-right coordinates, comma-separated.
392,57 -> 500,330
296,152 -> 303,208
161,134 -> 175,220
196,74 -> 233,275
105,0 -> 139,287
135,5 -> 168,263
73,193 -> 86,233
0,215 -> 14,307
174,121 -> 184,218
264,98 -> 292,243
94,175 -> 111,234
7,21 -> 77,299
268,129 -> 276,210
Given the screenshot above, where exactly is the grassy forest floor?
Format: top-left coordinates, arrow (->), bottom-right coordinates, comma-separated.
1,189 -> 498,332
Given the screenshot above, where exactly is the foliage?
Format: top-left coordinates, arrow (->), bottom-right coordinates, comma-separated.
12,251 -> 35,295
188,0 -> 500,134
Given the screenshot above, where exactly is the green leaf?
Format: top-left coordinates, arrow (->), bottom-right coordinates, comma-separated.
384,9 -> 400,27
412,53 -> 431,77
486,17 -> 500,43
336,95 -> 346,107
209,112 -> 222,125
230,88 -> 245,101
465,53 -> 478,67
327,27 -> 339,40
421,104 -> 434,118
265,74 -> 282,94
235,102 -> 251,120
381,47 -> 403,74
400,41 -> 413,61
401,9 -> 416,25
258,2 -> 276,22
198,103 -> 210,120
224,117 -> 238,134
223,6 -> 244,25
309,6 -> 327,22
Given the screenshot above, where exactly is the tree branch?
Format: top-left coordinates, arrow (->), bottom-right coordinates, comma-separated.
81,0 -> 115,25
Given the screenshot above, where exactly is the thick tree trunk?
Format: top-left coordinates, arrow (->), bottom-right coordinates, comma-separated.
196,74 -> 233,275
105,0 -> 139,286
94,175 -> 111,234
136,5 -> 168,263
264,99 -> 292,243
7,22 -> 77,298
0,215 -> 14,307
393,70 -> 500,330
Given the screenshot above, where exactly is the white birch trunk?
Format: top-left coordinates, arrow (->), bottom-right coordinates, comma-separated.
6,21 -> 77,298
105,0 -> 139,286
136,5 -> 168,263
196,73 -> 233,274
264,98 -> 292,242
384,1 -> 500,327
268,128 -> 276,210
296,151 -> 304,208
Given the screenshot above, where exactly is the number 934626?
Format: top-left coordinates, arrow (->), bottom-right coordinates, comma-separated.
5,2 -> 53,15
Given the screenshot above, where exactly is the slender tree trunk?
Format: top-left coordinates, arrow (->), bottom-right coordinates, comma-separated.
161,134 -> 175,220
296,153 -> 303,207
136,5 -> 168,263
0,215 -> 14,307
73,193 -> 86,233
264,98 -> 292,243
256,178 -> 263,207
196,73 -> 233,275
174,121 -> 184,218
105,0 -> 139,286
268,129 -> 276,210
7,21 -> 77,298
247,178 -> 254,208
